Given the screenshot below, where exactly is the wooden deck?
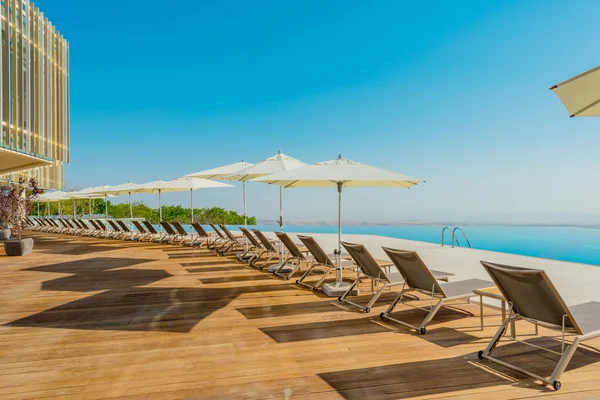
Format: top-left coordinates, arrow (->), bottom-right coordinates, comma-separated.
1,232 -> 600,399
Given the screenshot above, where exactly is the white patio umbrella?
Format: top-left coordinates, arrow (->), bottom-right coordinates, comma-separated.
184,161 -> 253,226
226,151 -> 307,232
68,189 -> 115,219
89,182 -> 142,219
73,185 -> 115,218
550,66 -> 600,117
167,178 -> 234,223
38,191 -> 70,217
253,154 -> 423,296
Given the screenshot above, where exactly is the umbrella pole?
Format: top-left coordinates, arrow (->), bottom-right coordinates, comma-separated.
243,181 -> 248,251
279,186 -> 283,232
37,202 -> 40,217
159,190 -> 162,222
89,198 -> 92,219
129,192 -> 133,219
243,181 -> 247,228
59,201 -> 61,218
337,182 -> 342,283
104,195 -> 108,218
190,189 -> 194,224
47,200 -> 49,217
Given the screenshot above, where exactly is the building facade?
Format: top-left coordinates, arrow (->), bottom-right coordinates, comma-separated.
0,0 -> 69,189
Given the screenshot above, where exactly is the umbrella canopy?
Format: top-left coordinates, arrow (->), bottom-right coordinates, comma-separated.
227,151 -> 306,231
166,178 -> 234,223
38,191 -> 71,217
89,182 -> 142,219
184,161 -> 253,180
184,161 -> 254,226
550,66 -> 600,117
252,155 -> 423,296
38,191 -> 71,201
68,189 -> 116,219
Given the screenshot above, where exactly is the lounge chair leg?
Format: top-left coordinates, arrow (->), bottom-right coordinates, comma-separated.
364,283 -> 389,311
480,313 -> 512,359
382,285 -> 407,317
550,338 -> 580,383
418,299 -> 444,333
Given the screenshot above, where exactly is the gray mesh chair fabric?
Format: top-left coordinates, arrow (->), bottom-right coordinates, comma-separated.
171,222 -> 192,245
273,232 -> 308,280
251,229 -> 281,269
237,228 -> 263,264
339,242 -> 454,313
190,223 -> 214,247
143,221 -> 167,243
296,235 -> 352,291
215,224 -> 245,255
380,247 -> 492,334
478,261 -> 600,390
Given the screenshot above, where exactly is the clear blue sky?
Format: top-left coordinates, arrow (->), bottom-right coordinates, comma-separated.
37,0 -> 600,224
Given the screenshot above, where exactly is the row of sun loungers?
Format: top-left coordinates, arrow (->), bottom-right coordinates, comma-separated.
24,218 -> 600,390
211,228 -> 600,391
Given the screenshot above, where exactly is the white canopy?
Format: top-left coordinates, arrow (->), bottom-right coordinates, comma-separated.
184,161 -> 253,180
227,152 -> 306,231
550,66 -> 600,117
253,155 -> 422,188
92,182 -> 141,196
252,155 -> 423,296
38,191 -> 71,201
86,182 -> 141,219
183,161 -> 254,227
135,178 -> 233,222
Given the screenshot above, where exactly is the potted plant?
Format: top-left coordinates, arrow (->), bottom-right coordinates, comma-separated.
0,177 -> 42,256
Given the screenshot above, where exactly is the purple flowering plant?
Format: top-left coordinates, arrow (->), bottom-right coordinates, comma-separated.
0,178 -> 43,239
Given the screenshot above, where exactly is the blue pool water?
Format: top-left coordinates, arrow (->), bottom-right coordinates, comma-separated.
190,224 -> 600,267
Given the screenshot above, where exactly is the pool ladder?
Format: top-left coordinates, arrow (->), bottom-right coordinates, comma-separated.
441,226 -> 472,248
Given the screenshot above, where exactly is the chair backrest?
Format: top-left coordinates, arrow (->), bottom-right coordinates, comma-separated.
299,235 -> 332,266
89,219 -> 101,230
132,220 -> 147,233
191,223 -> 209,237
78,219 -> 90,229
96,220 -> 108,231
275,232 -> 304,259
252,229 -> 278,252
218,224 -> 237,241
143,220 -> 158,234
117,220 -> 130,232
71,220 -> 83,229
342,242 -> 389,280
382,247 -> 444,296
171,221 -> 189,236
160,221 -> 177,235
50,219 -> 60,228
481,261 -> 580,333
58,219 -> 69,228
209,223 -> 225,238
107,220 -> 121,231
240,228 -> 260,247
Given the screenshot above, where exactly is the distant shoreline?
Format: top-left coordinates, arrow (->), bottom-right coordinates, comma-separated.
257,221 -> 600,229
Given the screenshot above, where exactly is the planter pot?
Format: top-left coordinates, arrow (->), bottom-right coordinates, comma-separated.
0,229 -> 10,241
4,238 -> 34,256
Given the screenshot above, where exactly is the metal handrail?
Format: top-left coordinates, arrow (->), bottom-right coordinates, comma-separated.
452,227 -> 472,248
441,226 -> 452,247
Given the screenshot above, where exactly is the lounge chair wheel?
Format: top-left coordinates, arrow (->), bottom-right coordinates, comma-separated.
553,380 -> 561,391
338,296 -> 342,302
312,287 -> 318,292
286,277 -> 290,280
419,327 -> 427,335
379,312 -> 386,320
364,307 -> 371,313
477,350 -> 484,360
295,280 -> 299,284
